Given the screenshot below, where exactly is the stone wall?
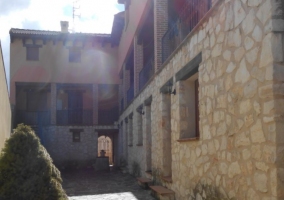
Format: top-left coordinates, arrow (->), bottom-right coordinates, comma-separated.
119,0 -> 283,199
42,126 -> 98,165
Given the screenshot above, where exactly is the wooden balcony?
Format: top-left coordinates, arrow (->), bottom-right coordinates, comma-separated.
98,107 -> 119,125
127,85 -> 134,105
16,110 -> 51,126
56,109 -> 93,126
139,56 -> 154,91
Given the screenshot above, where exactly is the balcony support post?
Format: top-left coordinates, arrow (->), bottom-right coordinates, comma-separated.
123,64 -> 130,109
154,0 -> 168,71
51,83 -> 57,125
134,36 -> 143,94
93,84 -> 98,125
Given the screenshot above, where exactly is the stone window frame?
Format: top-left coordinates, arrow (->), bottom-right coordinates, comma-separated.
175,52 -> 201,142
70,128 -> 83,142
128,113 -> 133,146
144,95 -> 152,172
136,104 -> 144,146
159,79 -> 173,178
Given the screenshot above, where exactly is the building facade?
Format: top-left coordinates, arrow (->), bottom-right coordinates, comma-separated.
10,22 -> 121,166
117,0 -> 284,199
0,41 -> 11,151
10,0 -> 284,199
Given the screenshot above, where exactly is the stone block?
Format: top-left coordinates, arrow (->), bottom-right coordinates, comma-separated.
254,172 -> 268,192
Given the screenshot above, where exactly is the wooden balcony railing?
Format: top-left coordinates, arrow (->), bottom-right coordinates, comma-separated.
120,98 -> 124,113
127,84 -> 134,105
16,110 -> 51,126
162,0 -> 212,63
98,107 -> 119,125
139,56 -> 154,91
56,109 -> 93,125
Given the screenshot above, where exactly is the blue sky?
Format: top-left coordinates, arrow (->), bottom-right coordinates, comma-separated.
0,0 -> 124,87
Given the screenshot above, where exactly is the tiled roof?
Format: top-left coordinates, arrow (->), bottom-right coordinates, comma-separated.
10,28 -> 111,38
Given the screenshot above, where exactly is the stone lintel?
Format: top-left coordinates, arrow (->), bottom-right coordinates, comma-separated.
69,128 -> 84,133
160,77 -> 173,94
136,104 -> 144,114
175,52 -> 202,82
144,95 -> 152,106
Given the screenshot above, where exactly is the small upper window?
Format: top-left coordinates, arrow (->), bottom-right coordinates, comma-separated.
73,132 -> 80,142
69,48 -> 81,63
26,47 -> 39,61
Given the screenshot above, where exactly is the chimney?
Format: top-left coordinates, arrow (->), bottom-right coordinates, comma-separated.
60,21 -> 69,33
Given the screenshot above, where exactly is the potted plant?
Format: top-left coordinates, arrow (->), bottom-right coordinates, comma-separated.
100,150 -> 106,157
119,156 -> 128,173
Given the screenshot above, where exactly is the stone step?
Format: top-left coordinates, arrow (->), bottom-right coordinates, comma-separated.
149,185 -> 175,200
145,170 -> 152,179
137,177 -> 152,189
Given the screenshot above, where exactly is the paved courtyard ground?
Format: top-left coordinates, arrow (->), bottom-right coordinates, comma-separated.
61,169 -> 156,200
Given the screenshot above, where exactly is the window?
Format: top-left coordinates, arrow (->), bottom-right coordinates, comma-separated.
73,132 -> 80,142
70,128 -> 83,142
69,48 -> 81,63
175,53 -> 201,141
26,47 -> 39,61
195,79 -> 199,137
128,113 -> 133,146
136,105 -> 143,146
179,74 -> 199,139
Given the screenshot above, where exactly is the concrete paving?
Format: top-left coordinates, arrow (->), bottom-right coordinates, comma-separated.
61,169 -> 156,200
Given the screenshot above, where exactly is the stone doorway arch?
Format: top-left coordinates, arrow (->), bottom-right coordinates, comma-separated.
98,135 -> 113,165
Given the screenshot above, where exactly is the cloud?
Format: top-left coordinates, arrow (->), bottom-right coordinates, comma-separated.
21,20 -> 41,30
0,0 -> 31,15
0,0 -> 124,90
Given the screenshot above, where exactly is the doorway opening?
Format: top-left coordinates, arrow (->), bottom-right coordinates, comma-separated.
98,135 -> 113,165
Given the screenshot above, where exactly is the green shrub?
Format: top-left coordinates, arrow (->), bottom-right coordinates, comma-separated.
131,160 -> 141,177
0,124 -> 67,200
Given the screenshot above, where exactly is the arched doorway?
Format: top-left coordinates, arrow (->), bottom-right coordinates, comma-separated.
98,135 -> 113,165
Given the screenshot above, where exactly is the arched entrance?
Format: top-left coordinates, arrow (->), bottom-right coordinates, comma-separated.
98,135 -> 113,165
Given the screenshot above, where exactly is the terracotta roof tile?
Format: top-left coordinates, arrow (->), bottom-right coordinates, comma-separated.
10,28 -> 111,38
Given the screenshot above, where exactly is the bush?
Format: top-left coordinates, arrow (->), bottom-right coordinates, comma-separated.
0,124 -> 67,200
131,161 -> 141,177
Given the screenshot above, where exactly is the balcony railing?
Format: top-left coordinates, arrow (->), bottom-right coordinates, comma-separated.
57,109 -> 93,125
127,84 -> 134,105
98,107 -> 119,125
139,56 -> 154,90
162,0 -> 212,63
120,98 -> 124,113
16,110 -> 51,126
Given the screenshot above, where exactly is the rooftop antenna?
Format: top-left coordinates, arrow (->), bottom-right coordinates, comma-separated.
72,0 -> 81,33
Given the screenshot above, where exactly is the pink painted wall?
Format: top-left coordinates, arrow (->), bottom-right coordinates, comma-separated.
10,39 -> 119,104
